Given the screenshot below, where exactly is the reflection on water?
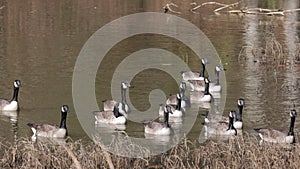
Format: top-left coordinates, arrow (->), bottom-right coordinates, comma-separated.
0,0 -> 299,146
0,111 -> 18,143
95,123 -> 126,132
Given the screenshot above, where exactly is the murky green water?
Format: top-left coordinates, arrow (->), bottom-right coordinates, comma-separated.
0,0 -> 300,146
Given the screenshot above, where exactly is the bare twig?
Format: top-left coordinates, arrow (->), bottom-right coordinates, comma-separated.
190,0 -> 300,16
191,1 -> 228,11
284,8 -> 300,13
214,1 -> 241,12
163,2 -> 181,14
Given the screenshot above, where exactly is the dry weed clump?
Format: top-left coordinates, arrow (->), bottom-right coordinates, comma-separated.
1,134 -> 300,169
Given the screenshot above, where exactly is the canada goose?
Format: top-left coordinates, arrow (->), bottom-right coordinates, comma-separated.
144,105 -> 173,135
190,78 -> 212,102
254,109 -> 297,144
27,105 -> 69,139
103,81 -> 133,117
166,82 -> 190,108
93,102 -> 126,125
189,65 -> 224,92
181,58 -> 208,81
200,98 -> 245,129
204,111 -> 237,136
0,80 -> 21,111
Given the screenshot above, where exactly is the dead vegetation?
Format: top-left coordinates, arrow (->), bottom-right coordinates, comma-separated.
164,1 -> 300,16
1,134 -> 300,168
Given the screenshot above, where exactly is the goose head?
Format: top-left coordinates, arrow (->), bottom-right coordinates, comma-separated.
203,77 -> 211,95
214,65 -> 224,85
228,110 -> 237,135
176,93 -> 182,100
61,105 -> 69,113
236,98 -> 245,120
229,110 -> 236,119
180,82 -> 186,91
10,80 -> 21,103
290,109 -> 297,117
199,58 -> 208,77
204,77 -> 210,84
14,80 -> 21,88
164,105 -> 172,128
238,98 -> 245,107
60,105 -> 69,129
288,109 -> 297,140
121,81 -> 133,89
179,82 -> 186,97
215,65 -> 224,72
175,93 -> 182,110
201,58 -> 208,65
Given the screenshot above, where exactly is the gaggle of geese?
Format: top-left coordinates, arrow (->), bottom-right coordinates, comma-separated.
89,57 -> 297,144
0,58 -> 297,144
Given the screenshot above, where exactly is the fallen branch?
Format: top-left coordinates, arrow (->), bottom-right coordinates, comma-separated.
163,2 -> 181,14
191,1 -> 228,11
214,1 -> 241,12
190,1 -> 300,16
284,8 -> 300,13
227,8 -> 285,16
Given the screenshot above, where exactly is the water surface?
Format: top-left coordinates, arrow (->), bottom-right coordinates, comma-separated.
0,0 -> 300,146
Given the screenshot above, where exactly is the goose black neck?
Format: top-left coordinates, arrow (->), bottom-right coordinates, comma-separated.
121,87 -> 127,104
228,117 -> 233,129
236,105 -> 243,122
176,96 -> 181,111
227,116 -> 237,135
164,111 -> 170,128
204,82 -> 209,95
288,116 -> 296,136
11,87 -> 19,102
113,106 -> 122,118
59,111 -> 67,129
199,63 -> 205,77
215,69 -> 220,85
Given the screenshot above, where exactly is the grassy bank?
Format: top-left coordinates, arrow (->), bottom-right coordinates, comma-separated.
0,134 -> 300,169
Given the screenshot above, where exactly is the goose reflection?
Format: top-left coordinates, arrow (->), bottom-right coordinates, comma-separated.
94,123 -> 126,132
31,136 -> 67,145
144,133 -> 171,145
0,111 -> 18,143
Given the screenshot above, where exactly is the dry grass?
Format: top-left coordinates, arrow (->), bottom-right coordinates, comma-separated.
1,133 -> 300,169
